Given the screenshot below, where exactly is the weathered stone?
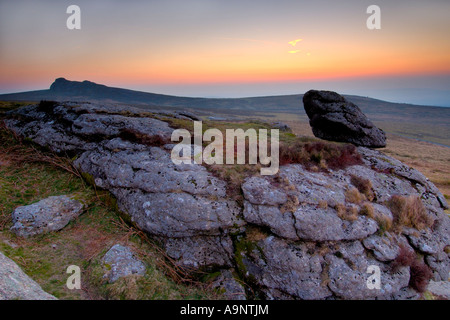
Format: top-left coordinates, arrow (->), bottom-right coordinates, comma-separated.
282,164 -> 347,205
326,254 -> 410,299
363,233 -> 401,262
212,269 -> 247,300
72,113 -> 172,139
3,118 -> 94,154
343,164 -> 419,204
391,287 -> 421,300
240,236 -> 332,300
294,208 -> 378,241
102,244 -> 146,283
161,236 -> 235,269
358,147 -> 448,209
11,195 -> 85,238
242,164 -> 379,242
406,229 -> 442,255
427,281 -> 450,299
0,251 -> 56,300
242,177 -> 288,206
426,253 -> 450,281
156,110 -> 201,121
243,202 -> 298,240
75,143 -> 227,197
112,188 -> 243,238
303,90 -> 386,148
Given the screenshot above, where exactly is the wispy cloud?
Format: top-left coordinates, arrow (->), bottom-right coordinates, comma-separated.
288,50 -> 301,54
288,39 -> 303,46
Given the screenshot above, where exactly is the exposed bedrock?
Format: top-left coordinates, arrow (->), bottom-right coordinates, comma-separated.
4,101 -> 449,299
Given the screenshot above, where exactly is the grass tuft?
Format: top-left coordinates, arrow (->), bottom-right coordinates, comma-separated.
359,202 -> 375,219
392,245 -> 433,293
387,195 -> 433,232
345,187 -> 364,204
350,175 -> 375,201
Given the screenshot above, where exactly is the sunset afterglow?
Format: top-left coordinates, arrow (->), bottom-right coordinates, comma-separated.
0,0 -> 449,105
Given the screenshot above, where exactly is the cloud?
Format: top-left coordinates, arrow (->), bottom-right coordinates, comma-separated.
288,50 -> 301,54
288,39 -> 303,46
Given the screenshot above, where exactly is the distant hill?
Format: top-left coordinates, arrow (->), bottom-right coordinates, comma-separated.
1,77 -> 449,146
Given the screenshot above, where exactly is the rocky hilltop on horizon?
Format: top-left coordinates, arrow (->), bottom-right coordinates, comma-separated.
0,77 -> 447,114
1,99 -> 448,300
2,77 -> 448,147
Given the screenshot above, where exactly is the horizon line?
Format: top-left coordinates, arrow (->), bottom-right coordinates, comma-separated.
0,77 -> 449,108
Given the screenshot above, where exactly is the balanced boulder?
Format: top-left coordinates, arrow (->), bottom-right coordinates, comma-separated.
303,90 -> 386,148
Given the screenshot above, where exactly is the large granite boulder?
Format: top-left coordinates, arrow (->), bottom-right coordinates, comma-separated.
303,90 -> 386,148
0,251 -> 56,300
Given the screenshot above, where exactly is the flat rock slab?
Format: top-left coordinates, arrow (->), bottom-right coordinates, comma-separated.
11,195 -> 85,238
427,280 -> 450,299
0,251 -> 56,300
303,90 -> 386,148
102,244 -> 146,283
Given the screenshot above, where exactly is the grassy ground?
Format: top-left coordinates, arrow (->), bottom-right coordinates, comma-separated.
0,101 -> 36,113
0,121 -> 221,300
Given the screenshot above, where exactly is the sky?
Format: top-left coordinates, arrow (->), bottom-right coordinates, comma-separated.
0,0 -> 449,106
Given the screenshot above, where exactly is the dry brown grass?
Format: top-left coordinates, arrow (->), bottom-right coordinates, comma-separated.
245,226 -> 269,242
345,205 -> 359,221
388,195 -> 433,232
318,200 -> 328,209
334,203 -> 358,221
280,194 -> 300,214
350,175 -> 375,201
375,214 -> 394,234
359,202 -> 375,219
0,122 -> 82,178
345,187 -> 364,204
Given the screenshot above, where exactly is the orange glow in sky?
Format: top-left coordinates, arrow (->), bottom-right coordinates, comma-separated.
0,0 -> 449,103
